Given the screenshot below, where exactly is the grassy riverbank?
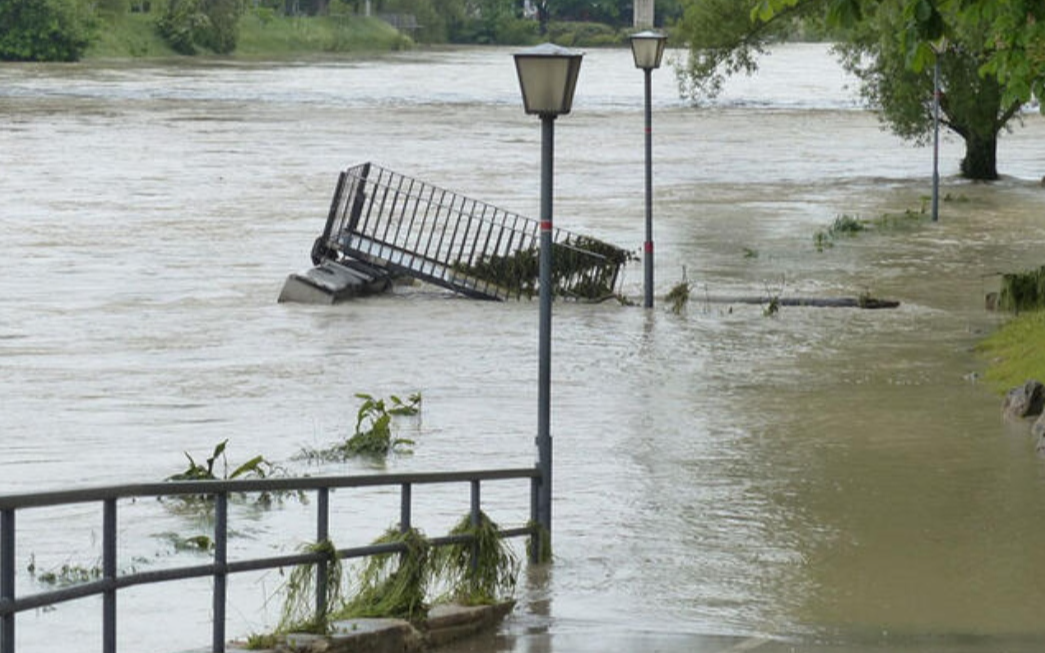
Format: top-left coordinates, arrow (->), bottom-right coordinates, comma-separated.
85,11 -> 410,60
978,311 -> 1045,392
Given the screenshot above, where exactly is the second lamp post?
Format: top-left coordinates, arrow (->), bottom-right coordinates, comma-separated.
630,30 -> 667,308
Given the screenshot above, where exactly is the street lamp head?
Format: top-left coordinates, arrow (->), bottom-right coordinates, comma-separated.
513,43 -> 584,117
629,30 -> 668,70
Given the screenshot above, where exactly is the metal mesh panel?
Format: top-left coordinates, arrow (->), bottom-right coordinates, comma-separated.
316,162 -> 628,301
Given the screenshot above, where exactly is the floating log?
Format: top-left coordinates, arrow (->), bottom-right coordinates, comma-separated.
700,296 -> 900,309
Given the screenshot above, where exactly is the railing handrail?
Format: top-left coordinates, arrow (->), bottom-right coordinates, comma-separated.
0,467 -> 539,510
0,467 -> 543,653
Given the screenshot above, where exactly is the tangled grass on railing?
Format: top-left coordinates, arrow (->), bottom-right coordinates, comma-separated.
337,527 -> 432,622
432,512 -> 519,606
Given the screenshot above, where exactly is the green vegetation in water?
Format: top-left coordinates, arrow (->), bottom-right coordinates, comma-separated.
158,532 -> 216,552
814,207 -> 931,252
452,237 -> 633,301
29,559 -> 102,587
977,310 -> 1045,392
301,392 -> 421,461
762,276 -> 786,317
276,539 -> 344,636
997,265 -> 1045,313
763,296 -> 780,317
337,527 -> 432,623
664,266 -> 691,315
164,439 -> 303,511
432,512 -> 519,605
666,281 -> 691,315
526,521 -> 552,564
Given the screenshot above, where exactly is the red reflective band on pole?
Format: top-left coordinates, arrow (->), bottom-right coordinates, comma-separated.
645,241 -> 653,253
540,221 -> 553,231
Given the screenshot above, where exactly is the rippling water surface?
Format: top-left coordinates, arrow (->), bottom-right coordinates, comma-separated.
2,44 -> 1045,652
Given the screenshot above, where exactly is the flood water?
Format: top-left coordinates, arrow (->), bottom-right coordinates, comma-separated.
2,44 -> 1045,652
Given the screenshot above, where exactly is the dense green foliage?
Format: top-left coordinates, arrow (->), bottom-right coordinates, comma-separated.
978,310 -> 1045,393
158,0 -> 247,54
2,0 -> 659,60
998,266 -> 1045,314
674,0 -> 1045,180
0,0 -> 95,61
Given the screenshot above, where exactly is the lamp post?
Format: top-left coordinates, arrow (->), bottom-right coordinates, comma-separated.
513,43 -> 583,561
630,30 -> 667,308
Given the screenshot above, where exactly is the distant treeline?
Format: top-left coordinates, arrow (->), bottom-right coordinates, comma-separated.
0,0 -> 687,62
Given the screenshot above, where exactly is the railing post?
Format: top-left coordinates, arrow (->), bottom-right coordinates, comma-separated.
529,474 -> 541,564
470,480 -> 481,572
103,499 -> 117,653
315,487 -> 330,621
400,483 -> 412,533
1,509 -> 14,653
212,492 -> 228,653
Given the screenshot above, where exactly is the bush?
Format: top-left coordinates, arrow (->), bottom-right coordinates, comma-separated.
0,0 -> 96,62
157,0 -> 246,55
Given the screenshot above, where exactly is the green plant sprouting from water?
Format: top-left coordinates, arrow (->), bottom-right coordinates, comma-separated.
163,439 -> 302,511
29,559 -> 102,587
302,393 -> 422,461
432,512 -> 519,606
338,527 -> 432,622
665,266 -> 691,315
276,539 -> 344,636
762,276 -> 786,317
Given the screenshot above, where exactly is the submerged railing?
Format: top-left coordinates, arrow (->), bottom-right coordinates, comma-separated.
310,162 -> 631,301
0,468 -> 541,653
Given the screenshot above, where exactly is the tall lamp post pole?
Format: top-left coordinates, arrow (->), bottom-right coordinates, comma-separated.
513,44 -> 583,561
630,31 -> 667,308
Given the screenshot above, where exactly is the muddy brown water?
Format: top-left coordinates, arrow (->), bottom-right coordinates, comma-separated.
2,44 -> 1045,652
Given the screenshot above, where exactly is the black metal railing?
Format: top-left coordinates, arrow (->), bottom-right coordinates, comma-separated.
0,468 -> 541,653
311,162 -> 630,301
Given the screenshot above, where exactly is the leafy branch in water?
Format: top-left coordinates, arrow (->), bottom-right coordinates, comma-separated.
163,439 -> 304,512
301,393 -> 422,461
432,512 -> 519,606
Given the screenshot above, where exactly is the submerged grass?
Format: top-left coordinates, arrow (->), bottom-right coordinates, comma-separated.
978,311 -> 1045,393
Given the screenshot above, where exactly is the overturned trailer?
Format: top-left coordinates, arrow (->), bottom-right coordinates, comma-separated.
279,162 -> 631,304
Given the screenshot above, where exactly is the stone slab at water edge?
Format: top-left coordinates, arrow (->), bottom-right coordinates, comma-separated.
225,602 -> 515,653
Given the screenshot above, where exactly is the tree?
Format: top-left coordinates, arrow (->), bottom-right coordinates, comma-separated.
0,0 -> 95,62
158,0 -> 246,54
674,0 -> 1045,180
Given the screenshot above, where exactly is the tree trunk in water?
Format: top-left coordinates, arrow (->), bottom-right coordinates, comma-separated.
961,132 -> 999,180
